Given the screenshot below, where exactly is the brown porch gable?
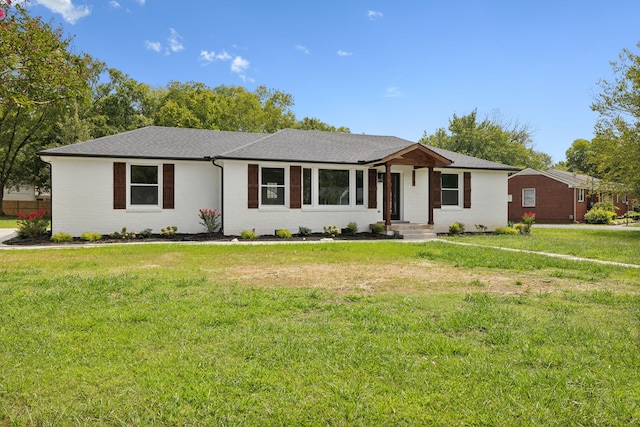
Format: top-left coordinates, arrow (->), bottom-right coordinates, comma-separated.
375,144 -> 452,227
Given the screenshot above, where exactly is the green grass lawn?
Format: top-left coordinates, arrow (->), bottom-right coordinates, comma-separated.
0,215 -> 18,228
444,227 -> 640,265
1,239 -> 639,425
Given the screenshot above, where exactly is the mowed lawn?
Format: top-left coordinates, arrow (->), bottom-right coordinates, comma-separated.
1,233 -> 639,426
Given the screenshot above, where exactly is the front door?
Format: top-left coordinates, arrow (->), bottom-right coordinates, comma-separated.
384,173 -> 401,221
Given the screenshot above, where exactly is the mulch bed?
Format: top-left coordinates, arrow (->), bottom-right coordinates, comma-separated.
4,232 -> 399,246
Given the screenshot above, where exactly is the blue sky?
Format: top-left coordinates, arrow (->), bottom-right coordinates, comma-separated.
21,0 -> 640,163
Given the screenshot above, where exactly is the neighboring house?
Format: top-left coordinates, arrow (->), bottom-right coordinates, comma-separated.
508,168 -> 631,223
2,185 -> 50,216
39,126 -> 519,237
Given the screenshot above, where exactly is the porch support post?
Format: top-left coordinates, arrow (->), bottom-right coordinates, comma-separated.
385,163 -> 392,228
428,167 -> 434,225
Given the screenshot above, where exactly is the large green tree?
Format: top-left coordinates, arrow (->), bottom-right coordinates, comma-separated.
420,110 -> 552,169
591,43 -> 640,197
0,2 -> 100,213
564,138 -> 599,177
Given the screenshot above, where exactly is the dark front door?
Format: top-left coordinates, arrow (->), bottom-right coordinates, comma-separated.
384,173 -> 401,221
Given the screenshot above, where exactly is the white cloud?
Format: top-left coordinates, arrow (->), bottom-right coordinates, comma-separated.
295,44 -> 310,55
135,0 -> 145,4
385,86 -> 404,98
109,1 -> 120,9
145,40 -> 162,52
231,56 -> 249,74
199,50 -> 232,64
367,10 -> 383,20
337,50 -> 352,57
168,28 -> 184,53
35,0 -> 90,24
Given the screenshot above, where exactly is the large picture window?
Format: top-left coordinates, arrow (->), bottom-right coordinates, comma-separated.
261,167 -> 285,205
441,173 -> 459,206
319,169 -> 350,205
130,165 -> 159,205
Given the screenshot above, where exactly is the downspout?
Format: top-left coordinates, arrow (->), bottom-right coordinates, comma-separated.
573,187 -> 577,223
210,158 -> 224,234
40,157 -> 53,234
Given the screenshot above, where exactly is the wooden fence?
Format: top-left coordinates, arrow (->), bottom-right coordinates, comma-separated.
2,200 -> 51,216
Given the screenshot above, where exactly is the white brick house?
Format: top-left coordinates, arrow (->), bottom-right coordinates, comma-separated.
39,126 -> 518,237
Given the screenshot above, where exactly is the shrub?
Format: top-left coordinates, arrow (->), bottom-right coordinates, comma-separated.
240,230 -> 257,240
345,221 -> 358,235
16,210 -> 49,238
592,201 -> 618,213
495,226 -> 519,235
110,227 -> 135,240
50,232 -> 73,243
323,225 -> 340,238
371,223 -> 386,235
275,229 -> 292,239
475,224 -> 488,232
298,226 -> 312,237
138,228 -> 153,239
624,211 -> 640,220
520,212 -> 535,234
160,226 -> 177,237
585,208 -> 616,224
448,222 -> 465,235
198,208 -> 222,233
81,232 -> 102,242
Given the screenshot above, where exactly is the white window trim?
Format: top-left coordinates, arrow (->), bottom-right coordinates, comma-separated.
441,172 -> 462,209
577,188 -> 585,203
127,162 -> 162,212
302,166 -> 368,211
522,188 -> 536,208
259,165 -> 288,210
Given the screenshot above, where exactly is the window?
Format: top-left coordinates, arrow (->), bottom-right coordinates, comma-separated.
319,169 -> 349,205
356,170 -> 364,206
441,173 -> 459,206
261,167 -> 285,205
130,165 -> 158,205
577,188 -> 585,202
303,168 -> 312,205
522,188 -> 535,207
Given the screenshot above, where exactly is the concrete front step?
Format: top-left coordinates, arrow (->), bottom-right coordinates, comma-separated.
371,223 -> 437,240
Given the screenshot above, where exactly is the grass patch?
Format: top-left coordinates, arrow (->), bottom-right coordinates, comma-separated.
0,242 -> 639,425
444,228 -> 640,265
0,215 -> 18,228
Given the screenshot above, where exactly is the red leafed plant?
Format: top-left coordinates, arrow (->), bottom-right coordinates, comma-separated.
198,208 -> 222,233
16,209 -> 50,238
520,212 -> 536,234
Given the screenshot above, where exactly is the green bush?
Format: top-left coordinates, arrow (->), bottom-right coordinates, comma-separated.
371,223 -> 386,235
275,229 -> 292,239
624,211 -> 640,220
16,210 -> 49,238
323,225 -> 340,238
110,227 -> 136,240
585,208 -> 616,224
448,222 -> 465,235
81,232 -> 102,242
240,230 -> 257,240
298,226 -> 312,237
591,201 -> 618,213
495,227 -> 520,235
138,228 -> 153,239
345,221 -> 358,235
160,226 -> 177,237
50,232 -> 73,243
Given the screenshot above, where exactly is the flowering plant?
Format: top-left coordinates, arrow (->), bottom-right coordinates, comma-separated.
16,210 -> 49,238
198,208 -> 221,233
0,1 -> 11,20
520,212 -> 536,234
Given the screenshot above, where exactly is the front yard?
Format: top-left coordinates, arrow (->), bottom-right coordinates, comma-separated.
1,232 -> 639,425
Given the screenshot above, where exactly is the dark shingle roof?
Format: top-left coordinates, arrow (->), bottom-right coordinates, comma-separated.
39,126 -> 519,171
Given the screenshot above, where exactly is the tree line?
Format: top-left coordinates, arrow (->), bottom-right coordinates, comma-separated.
1,1 -> 638,214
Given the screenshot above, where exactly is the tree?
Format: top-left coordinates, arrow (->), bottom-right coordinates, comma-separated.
0,2 -> 100,213
420,110 -> 552,170
293,117 -> 350,133
591,42 -> 640,197
564,138 -> 599,177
